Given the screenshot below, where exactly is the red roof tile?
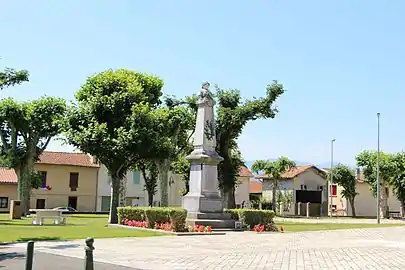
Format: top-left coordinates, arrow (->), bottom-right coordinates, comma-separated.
37,151 -> 99,168
259,165 -> 325,179
239,166 -> 254,177
250,180 -> 262,193
0,168 -> 17,184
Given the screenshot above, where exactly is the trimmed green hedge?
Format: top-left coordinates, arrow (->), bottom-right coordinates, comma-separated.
117,206 -> 187,232
225,209 -> 275,227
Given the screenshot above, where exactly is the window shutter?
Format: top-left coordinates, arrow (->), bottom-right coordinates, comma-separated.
133,171 -> 140,185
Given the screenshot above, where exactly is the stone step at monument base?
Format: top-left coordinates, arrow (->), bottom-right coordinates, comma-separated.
186,218 -> 235,229
186,212 -> 232,220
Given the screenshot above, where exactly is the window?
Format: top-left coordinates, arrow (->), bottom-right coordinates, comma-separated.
69,172 -> 79,191
39,171 -> 47,187
0,197 -> 8,208
133,171 -> 140,185
331,184 -> 337,196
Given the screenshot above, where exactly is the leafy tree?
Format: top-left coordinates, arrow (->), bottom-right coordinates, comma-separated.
154,106 -> 194,206
328,164 -> 358,217
251,156 -> 296,212
137,160 -> 159,206
386,152 -> 405,214
171,150 -> 192,197
356,150 -> 397,218
0,67 -> 29,90
0,97 -> 67,214
65,69 -> 178,224
167,81 -> 285,208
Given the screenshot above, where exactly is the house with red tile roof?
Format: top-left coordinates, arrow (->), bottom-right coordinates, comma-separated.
0,168 -> 18,211
255,165 -> 328,216
0,151 -> 99,212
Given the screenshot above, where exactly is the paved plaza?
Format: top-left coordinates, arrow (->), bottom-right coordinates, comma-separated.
4,226 -> 405,269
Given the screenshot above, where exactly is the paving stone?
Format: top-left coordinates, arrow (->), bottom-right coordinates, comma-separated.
6,226 -> 405,269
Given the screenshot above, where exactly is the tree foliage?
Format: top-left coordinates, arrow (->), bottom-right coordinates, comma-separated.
328,164 -> 358,216
0,97 -> 67,214
0,67 -> 29,90
251,156 -> 296,212
355,150 -> 405,218
65,69 -> 168,223
167,81 -> 285,208
137,160 -> 159,206
65,69 -> 188,223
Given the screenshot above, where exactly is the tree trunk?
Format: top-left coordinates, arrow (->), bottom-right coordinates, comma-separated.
272,180 -> 278,212
109,174 -> 121,224
147,190 -> 154,207
158,160 -> 170,207
19,149 -> 35,216
401,201 -> 405,217
19,166 -> 31,216
224,187 -> 236,209
119,177 -> 127,206
349,197 -> 356,217
380,184 -> 388,219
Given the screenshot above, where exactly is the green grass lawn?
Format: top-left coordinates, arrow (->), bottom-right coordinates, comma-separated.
277,222 -> 405,232
0,214 -> 164,243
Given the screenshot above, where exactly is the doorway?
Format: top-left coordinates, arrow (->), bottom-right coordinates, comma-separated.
36,199 -> 45,209
68,196 -> 78,210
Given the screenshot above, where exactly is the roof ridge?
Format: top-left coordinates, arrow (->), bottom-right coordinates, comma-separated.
43,151 -> 87,155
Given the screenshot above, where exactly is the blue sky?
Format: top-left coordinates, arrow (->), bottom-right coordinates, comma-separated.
1,1 -> 405,166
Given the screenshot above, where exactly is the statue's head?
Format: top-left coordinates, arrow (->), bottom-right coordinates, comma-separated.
202,82 -> 210,91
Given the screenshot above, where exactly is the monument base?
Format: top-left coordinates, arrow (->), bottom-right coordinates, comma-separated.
185,212 -> 235,229
182,194 -> 235,229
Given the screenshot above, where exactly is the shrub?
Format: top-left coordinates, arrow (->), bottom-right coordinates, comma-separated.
117,207 -> 188,231
225,209 -> 275,227
224,209 -> 241,220
117,206 -> 145,224
168,208 -> 187,232
144,208 -> 170,228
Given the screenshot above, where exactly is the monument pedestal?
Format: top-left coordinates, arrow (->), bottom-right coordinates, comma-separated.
182,82 -> 235,229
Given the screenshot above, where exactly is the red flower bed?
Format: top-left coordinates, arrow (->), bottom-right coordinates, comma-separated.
122,219 -> 148,228
188,225 -> 212,233
154,222 -> 173,231
252,224 -> 285,233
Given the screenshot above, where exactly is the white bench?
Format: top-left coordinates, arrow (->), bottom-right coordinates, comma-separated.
29,209 -> 68,225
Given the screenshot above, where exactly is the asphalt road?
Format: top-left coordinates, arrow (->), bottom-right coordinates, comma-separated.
0,249 -> 139,270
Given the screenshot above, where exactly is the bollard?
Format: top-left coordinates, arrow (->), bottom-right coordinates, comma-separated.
84,237 -> 95,270
25,241 -> 34,270
306,202 -> 310,217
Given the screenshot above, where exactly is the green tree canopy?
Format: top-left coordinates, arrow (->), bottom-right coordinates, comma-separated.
0,97 -> 67,214
65,69 -> 185,223
0,67 -> 29,90
167,81 -> 285,208
356,150 -> 399,218
251,156 -> 296,212
328,164 -> 358,216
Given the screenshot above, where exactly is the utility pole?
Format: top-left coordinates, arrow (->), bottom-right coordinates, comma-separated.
376,112 -> 381,224
329,138 -> 336,218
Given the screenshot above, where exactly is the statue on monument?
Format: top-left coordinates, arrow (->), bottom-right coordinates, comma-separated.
200,81 -> 212,100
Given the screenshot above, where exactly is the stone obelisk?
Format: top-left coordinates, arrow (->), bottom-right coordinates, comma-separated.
182,82 -> 235,228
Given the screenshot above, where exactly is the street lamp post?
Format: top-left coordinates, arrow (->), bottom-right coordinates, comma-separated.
376,112 -> 381,224
329,139 -> 336,218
